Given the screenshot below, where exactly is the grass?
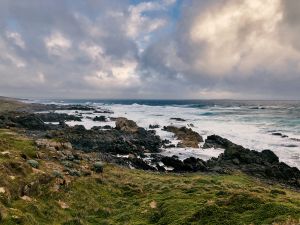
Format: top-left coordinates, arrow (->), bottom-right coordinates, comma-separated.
0,97 -> 26,113
0,129 -> 37,159
0,129 -> 300,224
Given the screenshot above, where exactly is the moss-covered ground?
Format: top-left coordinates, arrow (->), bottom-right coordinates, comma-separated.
0,129 -> 300,225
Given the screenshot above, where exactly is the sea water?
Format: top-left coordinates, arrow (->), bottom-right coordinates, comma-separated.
31,99 -> 300,168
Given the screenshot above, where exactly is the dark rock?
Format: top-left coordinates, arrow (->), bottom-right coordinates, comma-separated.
149,124 -> 160,129
183,157 -> 208,172
170,117 -> 186,121
205,137 -> 300,187
161,156 -> 207,172
163,126 -> 203,148
91,125 -> 112,130
261,150 -> 279,164
94,109 -> 113,114
203,135 -> 234,149
14,114 -> 48,130
36,112 -> 82,122
128,158 -> 156,171
52,123 -> 162,155
272,132 -> 288,138
161,156 -> 185,171
60,105 -> 94,111
156,163 -> 166,172
0,112 -> 72,130
93,116 -> 106,122
282,144 -> 298,148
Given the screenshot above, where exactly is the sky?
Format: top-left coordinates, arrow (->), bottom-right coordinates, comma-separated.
0,0 -> 300,99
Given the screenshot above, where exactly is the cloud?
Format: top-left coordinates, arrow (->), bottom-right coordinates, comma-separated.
140,0 -> 300,99
0,0 -> 300,99
45,31 -> 72,56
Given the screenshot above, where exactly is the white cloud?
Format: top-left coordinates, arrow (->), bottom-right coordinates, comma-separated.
84,60 -> 139,88
126,1 -> 167,39
6,31 -> 26,49
45,31 -> 72,55
188,0 -> 292,76
79,42 -> 104,62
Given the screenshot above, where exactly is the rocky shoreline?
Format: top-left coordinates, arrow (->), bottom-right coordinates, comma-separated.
0,100 -> 299,189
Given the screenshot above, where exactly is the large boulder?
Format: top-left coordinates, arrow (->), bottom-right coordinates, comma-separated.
93,116 -> 106,122
163,126 -> 203,148
115,117 -> 139,133
203,135 -> 234,149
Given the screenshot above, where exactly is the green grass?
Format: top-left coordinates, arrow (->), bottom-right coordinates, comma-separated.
0,129 -> 300,225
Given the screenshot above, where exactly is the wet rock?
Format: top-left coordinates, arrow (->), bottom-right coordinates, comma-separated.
206,138 -> 300,187
203,135 -> 234,149
282,144 -> 298,148
272,132 -> 288,138
163,126 -> 203,148
170,117 -> 186,122
93,116 -> 106,122
128,158 -> 156,171
149,124 -> 160,129
94,109 -> 113,114
161,156 -> 208,172
91,125 -> 112,130
60,105 -> 94,111
261,150 -> 279,164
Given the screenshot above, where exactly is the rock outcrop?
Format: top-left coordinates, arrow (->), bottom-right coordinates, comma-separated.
36,112 -> 82,122
49,122 -> 162,155
115,117 -> 139,133
163,126 -> 203,148
204,135 -> 300,187
161,156 -> 208,172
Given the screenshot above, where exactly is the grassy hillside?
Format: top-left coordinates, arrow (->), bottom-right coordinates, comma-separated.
0,129 -> 300,225
0,97 -> 27,112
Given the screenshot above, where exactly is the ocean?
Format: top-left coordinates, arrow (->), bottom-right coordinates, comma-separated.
31,99 -> 300,168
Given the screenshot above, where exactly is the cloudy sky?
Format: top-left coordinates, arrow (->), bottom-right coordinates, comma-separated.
0,0 -> 300,99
